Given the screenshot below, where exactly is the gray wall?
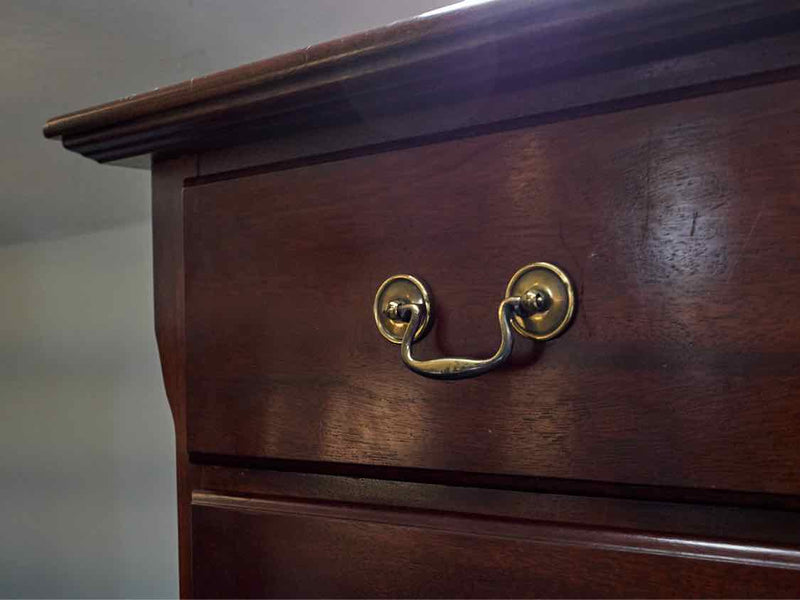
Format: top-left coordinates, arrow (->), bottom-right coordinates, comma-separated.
0,223 -> 176,598
1,1 -> 449,597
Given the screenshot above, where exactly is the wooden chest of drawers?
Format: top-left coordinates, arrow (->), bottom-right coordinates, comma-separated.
46,1 -> 800,596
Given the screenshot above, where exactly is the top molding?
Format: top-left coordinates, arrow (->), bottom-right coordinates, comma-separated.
44,0 -> 800,164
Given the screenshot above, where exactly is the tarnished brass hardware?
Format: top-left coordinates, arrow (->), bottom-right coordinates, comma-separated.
374,263 -> 575,380
396,297 -> 520,379
506,262 -> 575,341
373,274 -> 433,344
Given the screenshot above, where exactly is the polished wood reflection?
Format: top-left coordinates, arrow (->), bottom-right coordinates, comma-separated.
184,80 -> 800,495
191,491 -> 800,598
48,0 -> 800,595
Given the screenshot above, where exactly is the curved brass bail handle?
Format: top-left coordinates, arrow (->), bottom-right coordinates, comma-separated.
373,263 -> 576,381
399,299 -> 520,380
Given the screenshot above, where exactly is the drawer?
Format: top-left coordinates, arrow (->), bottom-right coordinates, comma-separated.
184,80 -> 800,495
191,493 -> 800,598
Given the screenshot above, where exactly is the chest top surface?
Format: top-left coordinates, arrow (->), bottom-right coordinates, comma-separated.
43,0 -> 800,168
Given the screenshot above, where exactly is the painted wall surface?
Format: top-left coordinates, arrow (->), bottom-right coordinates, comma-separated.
0,223 -> 177,597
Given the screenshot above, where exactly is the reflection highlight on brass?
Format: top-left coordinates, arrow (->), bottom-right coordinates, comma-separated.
374,263 -> 575,380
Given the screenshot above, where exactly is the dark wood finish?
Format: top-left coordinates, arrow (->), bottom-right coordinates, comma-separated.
191,494 -> 800,598
184,80 -> 800,495
43,1 -> 800,164
194,31 -> 800,179
47,1 -> 800,596
191,452 -> 800,511
152,155 -> 197,598
197,465 -> 800,547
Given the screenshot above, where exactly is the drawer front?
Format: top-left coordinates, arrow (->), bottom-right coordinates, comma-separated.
191,494 -> 800,598
184,80 -> 800,494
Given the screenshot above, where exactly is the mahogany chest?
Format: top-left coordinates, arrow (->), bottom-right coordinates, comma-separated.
46,1 -> 800,596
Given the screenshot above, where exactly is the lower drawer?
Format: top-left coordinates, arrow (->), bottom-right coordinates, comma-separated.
191,493 -> 800,598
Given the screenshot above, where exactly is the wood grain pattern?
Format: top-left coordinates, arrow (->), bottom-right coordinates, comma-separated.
194,31 -> 800,180
197,465 -> 800,547
42,2 -> 800,596
152,155 -> 198,598
190,494 -> 800,598
43,1 -> 800,164
184,80 -> 800,495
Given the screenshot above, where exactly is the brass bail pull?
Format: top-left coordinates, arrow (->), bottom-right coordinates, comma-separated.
373,263 -> 575,380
